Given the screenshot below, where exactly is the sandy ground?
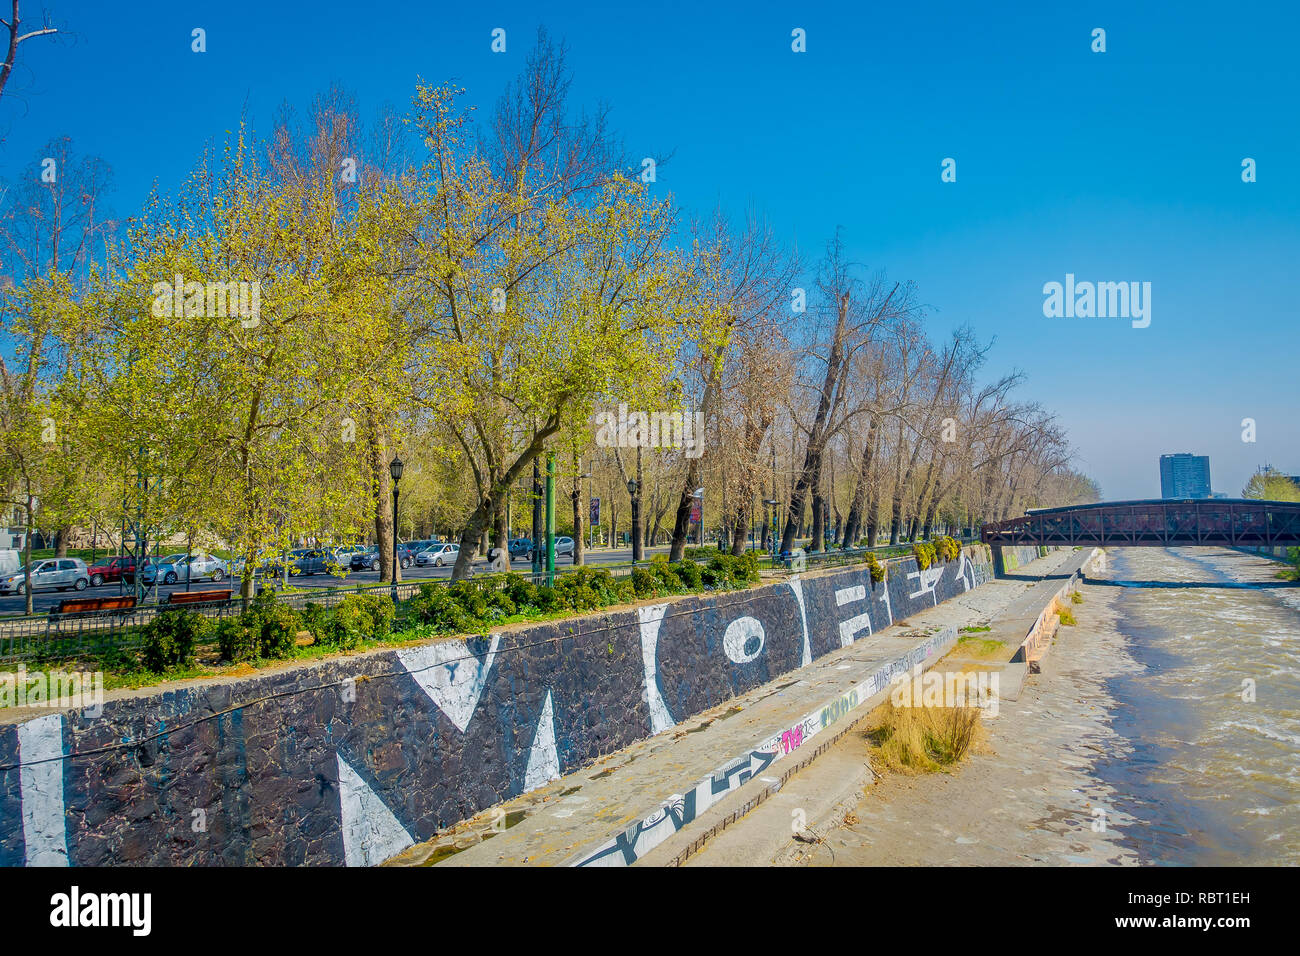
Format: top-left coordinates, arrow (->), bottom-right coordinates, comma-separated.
786,577 -> 1146,866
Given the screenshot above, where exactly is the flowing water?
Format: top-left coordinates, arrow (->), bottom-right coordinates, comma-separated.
1096,547 -> 1300,865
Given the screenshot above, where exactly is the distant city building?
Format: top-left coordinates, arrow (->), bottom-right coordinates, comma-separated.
1160,453 -> 1211,499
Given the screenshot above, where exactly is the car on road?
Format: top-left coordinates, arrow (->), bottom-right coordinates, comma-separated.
350,546 -> 380,571
555,536 -> 574,558
231,553 -> 300,582
147,554 -> 229,586
0,558 -> 91,595
132,554 -> 190,586
86,555 -> 136,587
395,541 -> 434,569
508,538 -> 533,560
417,543 -> 459,567
289,548 -> 334,576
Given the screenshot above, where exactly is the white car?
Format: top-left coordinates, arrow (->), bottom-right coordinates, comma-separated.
417,543 -> 460,567
0,558 -> 91,594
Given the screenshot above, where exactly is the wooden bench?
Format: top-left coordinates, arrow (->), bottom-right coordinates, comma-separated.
54,595 -> 138,615
167,589 -> 232,606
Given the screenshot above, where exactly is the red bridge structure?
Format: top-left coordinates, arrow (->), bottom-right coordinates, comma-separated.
981,498 -> 1300,573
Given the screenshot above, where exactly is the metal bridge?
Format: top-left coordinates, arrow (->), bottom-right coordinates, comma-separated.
981,499 -> 1300,549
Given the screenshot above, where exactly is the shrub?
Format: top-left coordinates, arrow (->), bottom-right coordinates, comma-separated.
214,590 -> 301,662
320,594 -> 396,649
912,541 -> 937,570
408,582 -> 477,633
142,609 -> 210,671
535,584 -> 561,612
651,559 -> 684,594
935,536 -> 961,562
865,551 -> 886,583
500,573 -> 538,610
675,558 -> 704,589
216,616 -> 258,662
259,602 -> 301,659
630,566 -> 659,598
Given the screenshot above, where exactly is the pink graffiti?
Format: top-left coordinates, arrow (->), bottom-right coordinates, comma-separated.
780,725 -> 804,754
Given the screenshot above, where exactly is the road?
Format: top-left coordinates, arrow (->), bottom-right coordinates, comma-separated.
0,545 -> 672,616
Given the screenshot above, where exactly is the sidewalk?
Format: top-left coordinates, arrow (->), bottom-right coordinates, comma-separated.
384,548 -> 1085,868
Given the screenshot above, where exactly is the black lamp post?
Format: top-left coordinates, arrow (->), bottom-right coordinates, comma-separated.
389,455 -> 404,601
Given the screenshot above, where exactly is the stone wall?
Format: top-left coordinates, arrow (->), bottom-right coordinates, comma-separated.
0,544 -> 1044,867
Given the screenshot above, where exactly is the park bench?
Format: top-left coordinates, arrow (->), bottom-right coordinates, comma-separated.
166,589 -> 232,606
53,595 -> 138,615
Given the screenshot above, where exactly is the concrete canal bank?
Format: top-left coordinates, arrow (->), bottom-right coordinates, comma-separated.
0,544 -> 1046,867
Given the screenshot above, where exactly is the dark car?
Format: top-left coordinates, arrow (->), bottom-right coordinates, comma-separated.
350,546 -> 380,571
87,555 -> 136,588
395,540 -> 434,569
289,548 -> 330,575
508,538 -> 533,560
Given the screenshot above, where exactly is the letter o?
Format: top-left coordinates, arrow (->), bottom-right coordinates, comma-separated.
723,616 -> 765,663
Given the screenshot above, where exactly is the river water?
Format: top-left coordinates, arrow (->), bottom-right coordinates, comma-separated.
1097,547 -> 1300,865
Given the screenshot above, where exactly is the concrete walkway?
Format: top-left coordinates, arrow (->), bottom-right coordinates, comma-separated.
384,548 -> 1085,868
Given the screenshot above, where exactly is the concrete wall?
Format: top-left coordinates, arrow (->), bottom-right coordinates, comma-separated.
0,544 -> 1043,867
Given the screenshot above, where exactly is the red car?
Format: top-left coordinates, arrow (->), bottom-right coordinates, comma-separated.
86,555 -> 137,588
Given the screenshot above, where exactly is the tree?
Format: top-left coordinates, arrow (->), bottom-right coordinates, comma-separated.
0,1 -> 59,113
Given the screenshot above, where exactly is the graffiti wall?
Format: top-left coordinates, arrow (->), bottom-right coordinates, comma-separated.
0,544 -> 1040,867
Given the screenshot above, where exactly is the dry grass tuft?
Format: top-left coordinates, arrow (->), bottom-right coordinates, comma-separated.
866,701 -> 988,775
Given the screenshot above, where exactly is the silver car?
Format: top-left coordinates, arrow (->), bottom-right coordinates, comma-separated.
417,543 -> 459,567
147,553 -> 229,586
0,558 -> 90,594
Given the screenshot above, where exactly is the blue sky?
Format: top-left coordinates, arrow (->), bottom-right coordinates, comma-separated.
2,0 -> 1296,500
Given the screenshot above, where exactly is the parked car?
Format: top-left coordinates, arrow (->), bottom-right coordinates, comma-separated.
86,555 -> 136,588
327,545 -> 367,572
121,557 -> 159,586
508,538 -> 533,560
132,554 -> 189,586
395,540 -> 433,569
417,542 -> 459,567
288,548 -> 330,576
0,558 -> 90,594
231,553 -> 300,581
350,546 -> 380,571
554,536 -> 575,559
148,553 -> 229,586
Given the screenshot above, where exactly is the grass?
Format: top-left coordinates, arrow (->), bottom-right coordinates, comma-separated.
1071,591 -> 1083,604
865,701 -> 988,774
1058,608 -> 1077,626
956,635 -> 1005,657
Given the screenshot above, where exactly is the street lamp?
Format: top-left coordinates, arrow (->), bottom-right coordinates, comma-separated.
763,499 -> 778,555
691,487 -> 704,547
580,471 -> 593,553
389,455 -> 404,601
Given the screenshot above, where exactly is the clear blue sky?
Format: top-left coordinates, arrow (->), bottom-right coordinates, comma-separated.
2,0 -> 1297,500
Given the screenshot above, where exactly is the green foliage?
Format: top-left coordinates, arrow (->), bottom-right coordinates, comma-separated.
912,541 -> 937,570
216,589 -> 302,662
675,558 -> 704,589
935,536 -> 961,562
321,594 -> 396,650
141,609 -> 211,671
865,551 -> 886,583
630,566 -> 659,598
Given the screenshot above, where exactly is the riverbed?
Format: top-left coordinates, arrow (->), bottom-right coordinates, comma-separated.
790,546 -> 1299,866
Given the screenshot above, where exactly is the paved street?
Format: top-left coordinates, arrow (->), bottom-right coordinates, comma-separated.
0,545 -> 672,616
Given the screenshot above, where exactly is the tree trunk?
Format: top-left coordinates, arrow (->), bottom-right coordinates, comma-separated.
366,410 -> 396,583
571,454 -> 585,566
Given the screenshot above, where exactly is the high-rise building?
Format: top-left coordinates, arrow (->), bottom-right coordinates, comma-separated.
1160,453 -> 1211,499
